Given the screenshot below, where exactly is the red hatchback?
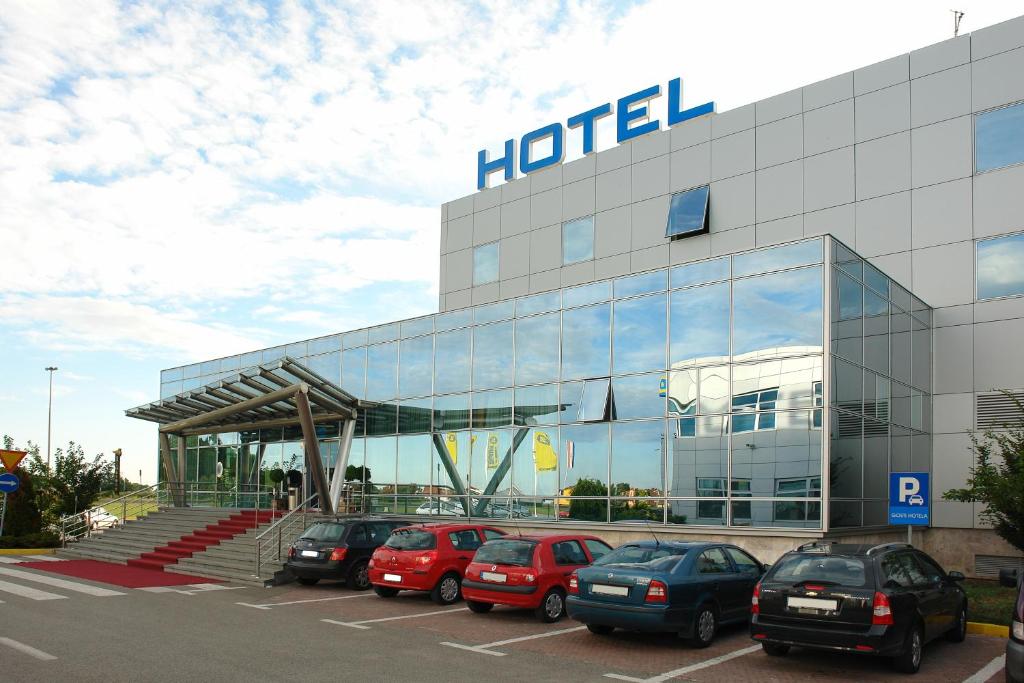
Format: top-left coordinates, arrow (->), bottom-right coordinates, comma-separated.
462,534 -> 612,622
368,523 -> 506,605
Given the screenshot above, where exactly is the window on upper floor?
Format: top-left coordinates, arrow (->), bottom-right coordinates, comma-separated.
562,215 -> 594,265
976,101 -> 1024,173
473,242 -> 499,285
977,232 -> 1024,300
665,185 -> 710,239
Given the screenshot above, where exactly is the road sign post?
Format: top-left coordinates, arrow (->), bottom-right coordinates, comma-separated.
889,472 -> 930,545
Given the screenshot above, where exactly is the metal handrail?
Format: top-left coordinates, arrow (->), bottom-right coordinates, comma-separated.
59,483 -> 162,546
254,493 -> 318,577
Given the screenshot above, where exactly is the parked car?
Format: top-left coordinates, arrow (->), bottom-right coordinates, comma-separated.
1000,567 -> 1023,683
368,523 -> 506,604
415,500 -> 466,516
86,506 -> 119,530
567,541 -> 765,647
462,534 -> 613,622
286,517 -> 413,589
750,542 -> 967,674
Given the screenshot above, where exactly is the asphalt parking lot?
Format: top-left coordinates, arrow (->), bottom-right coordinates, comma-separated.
0,562 -> 1010,682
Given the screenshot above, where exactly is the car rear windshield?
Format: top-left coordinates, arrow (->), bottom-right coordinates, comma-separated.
473,539 -> 536,567
592,546 -> 688,572
384,529 -> 437,550
768,554 -> 868,588
299,522 -> 349,543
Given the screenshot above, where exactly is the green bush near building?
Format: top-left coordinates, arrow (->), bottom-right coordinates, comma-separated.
964,578 -> 1017,626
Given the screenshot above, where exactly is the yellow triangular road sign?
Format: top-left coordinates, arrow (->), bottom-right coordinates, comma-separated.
0,450 -> 28,471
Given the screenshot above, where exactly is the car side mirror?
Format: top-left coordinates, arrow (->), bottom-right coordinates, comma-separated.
1000,567 -> 1020,588
947,571 -> 965,582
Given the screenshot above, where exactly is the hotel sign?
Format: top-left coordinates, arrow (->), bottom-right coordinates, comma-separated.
477,77 -> 714,190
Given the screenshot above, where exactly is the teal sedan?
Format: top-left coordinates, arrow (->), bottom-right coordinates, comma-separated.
566,541 -> 766,647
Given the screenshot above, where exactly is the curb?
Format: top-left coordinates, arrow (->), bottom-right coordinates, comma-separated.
967,621 -> 1010,638
0,548 -> 57,556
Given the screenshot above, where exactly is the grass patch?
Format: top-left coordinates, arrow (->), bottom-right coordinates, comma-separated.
92,493 -> 161,522
964,578 -> 1017,626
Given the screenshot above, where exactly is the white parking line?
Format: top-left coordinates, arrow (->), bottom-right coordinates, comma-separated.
441,625 -> 586,656
0,579 -> 67,601
322,606 -> 465,630
0,567 -> 124,597
963,654 -> 1006,683
237,593 -> 374,610
0,637 -> 58,661
0,557 -> 29,564
137,584 -> 248,596
21,555 -> 63,562
603,644 -> 761,682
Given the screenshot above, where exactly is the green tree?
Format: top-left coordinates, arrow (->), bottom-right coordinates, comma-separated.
943,396 -> 1024,553
1,469 -> 43,536
567,478 -> 608,522
49,442 -> 113,518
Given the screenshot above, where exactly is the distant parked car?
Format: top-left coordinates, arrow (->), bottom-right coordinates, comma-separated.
86,507 -> 119,530
750,542 -> 967,674
567,541 -> 765,647
463,534 -> 612,622
415,500 -> 466,516
287,517 -> 413,589
368,523 -> 506,604
1000,567 -> 1023,683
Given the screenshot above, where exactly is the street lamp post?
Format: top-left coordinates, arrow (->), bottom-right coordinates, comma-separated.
45,366 -> 58,473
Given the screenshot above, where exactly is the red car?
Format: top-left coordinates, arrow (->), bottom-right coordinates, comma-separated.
368,523 -> 506,605
462,534 -> 612,622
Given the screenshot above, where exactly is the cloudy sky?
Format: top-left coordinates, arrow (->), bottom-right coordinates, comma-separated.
1,0 -> 1020,483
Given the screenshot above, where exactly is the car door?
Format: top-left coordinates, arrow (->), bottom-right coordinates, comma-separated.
724,546 -> 763,615
913,552 -> 957,634
891,551 -> 944,640
696,547 -> 744,621
449,529 -> 483,571
346,523 -> 371,564
551,540 -> 590,581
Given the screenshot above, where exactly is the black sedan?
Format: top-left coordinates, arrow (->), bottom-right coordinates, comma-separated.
566,541 -> 765,647
286,517 -> 412,589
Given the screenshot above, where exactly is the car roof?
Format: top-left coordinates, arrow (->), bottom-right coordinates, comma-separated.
788,542 -> 914,557
617,540 -> 719,550
393,522 -> 499,533
487,533 -> 602,544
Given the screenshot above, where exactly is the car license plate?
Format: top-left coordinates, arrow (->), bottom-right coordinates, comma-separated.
787,596 -> 837,611
383,573 -> 402,583
300,550 -> 319,558
590,584 -> 629,597
480,571 -> 507,583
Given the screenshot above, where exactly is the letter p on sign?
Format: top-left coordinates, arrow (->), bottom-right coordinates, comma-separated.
898,476 -> 920,503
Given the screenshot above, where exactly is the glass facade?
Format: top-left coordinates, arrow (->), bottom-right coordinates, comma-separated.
473,242 -> 499,285
977,232 -> 1024,300
975,100 -> 1024,173
158,236 -> 931,530
562,215 -> 594,264
665,185 -> 710,238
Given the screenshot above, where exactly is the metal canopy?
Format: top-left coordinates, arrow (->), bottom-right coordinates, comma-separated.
125,357 -> 369,516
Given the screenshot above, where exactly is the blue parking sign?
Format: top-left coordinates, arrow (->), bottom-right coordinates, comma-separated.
889,472 -> 930,526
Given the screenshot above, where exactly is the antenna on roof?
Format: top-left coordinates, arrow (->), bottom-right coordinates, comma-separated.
644,519 -> 661,547
951,9 -> 965,37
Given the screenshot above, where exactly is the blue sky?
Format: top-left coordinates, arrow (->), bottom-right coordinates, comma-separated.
1,0 -> 1021,483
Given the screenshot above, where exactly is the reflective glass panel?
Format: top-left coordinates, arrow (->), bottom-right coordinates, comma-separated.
473,321 -> 513,390
474,300 -> 514,325
434,430 -> 471,499
837,271 -> 863,321
699,365 -> 730,415
579,378 -> 611,422
830,408 -> 863,499
365,404 -> 397,436
306,352 -> 340,384
435,308 -> 473,331
511,427 -> 559,497
562,281 -> 610,308
670,282 -> 729,367
611,420 -> 665,493
399,335 -> 433,398
398,397 -> 432,434
561,303 -> 610,380
562,215 -> 594,265
434,328 -> 471,394
976,102 -> 1024,173
368,323 -> 399,345
611,373 -> 666,420
365,342 -> 398,401
286,342 -> 308,359
667,415 -> 728,499
671,256 -> 729,289
615,270 -> 666,299
864,261 -> 889,298
977,233 -> 1024,300
473,242 -> 499,285
732,266 -> 823,359
613,293 -> 666,374
514,384 -> 561,425
341,347 -> 366,398
667,368 -> 697,417
515,312 -> 560,385
516,291 -> 560,317
469,429 -> 511,493
434,393 -> 470,431
400,316 -> 433,338
665,185 -> 709,238
220,355 -> 241,372
342,329 -> 368,349
733,239 -> 822,277
308,335 -> 340,356
363,437 -> 396,492
732,357 -> 822,412
473,389 -> 513,428
560,423 -> 609,522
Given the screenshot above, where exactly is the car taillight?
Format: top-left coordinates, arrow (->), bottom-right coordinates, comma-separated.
329,547 -> 347,561
751,581 -> 761,614
568,572 -> 579,595
804,584 -> 825,591
645,580 -> 668,604
288,547 -> 295,559
872,591 -> 893,626
415,551 -> 438,566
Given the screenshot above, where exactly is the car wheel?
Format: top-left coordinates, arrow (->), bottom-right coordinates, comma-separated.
893,623 -> 923,674
297,577 -> 319,586
431,572 -> 462,605
690,604 -> 717,648
762,643 -> 790,657
374,585 -> 399,598
945,603 -> 967,643
466,600 -> 493,614
586,624 -> 614,635
346,560 -> 371,591
535,588 -> 566,623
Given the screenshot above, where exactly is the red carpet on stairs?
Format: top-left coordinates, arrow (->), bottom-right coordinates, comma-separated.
17,560 -> 221,588
126,509 -> 280,572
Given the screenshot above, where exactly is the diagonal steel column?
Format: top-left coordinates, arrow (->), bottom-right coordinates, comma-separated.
296,387 -> 333,515
473,427 -> 530,517
329,418 -> 356,512
159,433 -> 183,507
431,433 -> 470,516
